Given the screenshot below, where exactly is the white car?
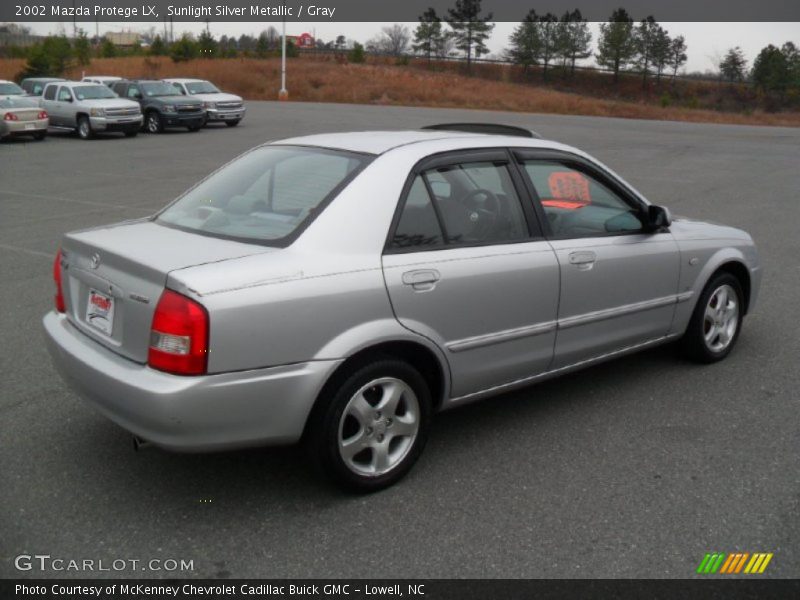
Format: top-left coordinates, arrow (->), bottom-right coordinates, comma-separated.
81,76 -> 123,88
163,78 -> 245,127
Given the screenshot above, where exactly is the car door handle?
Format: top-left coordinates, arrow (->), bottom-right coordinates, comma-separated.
568,251 -> 597,270
402,269 -> 441,291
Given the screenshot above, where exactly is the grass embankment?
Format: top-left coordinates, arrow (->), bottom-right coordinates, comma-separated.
2,56 -> 798,127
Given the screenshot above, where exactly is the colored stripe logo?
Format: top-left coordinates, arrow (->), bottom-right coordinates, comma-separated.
697,552 -> 773,574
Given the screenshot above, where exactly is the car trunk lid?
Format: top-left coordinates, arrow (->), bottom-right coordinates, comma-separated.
60,219 -> 272,363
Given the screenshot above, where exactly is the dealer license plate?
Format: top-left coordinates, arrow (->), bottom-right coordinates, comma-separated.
86,289 -> 114,336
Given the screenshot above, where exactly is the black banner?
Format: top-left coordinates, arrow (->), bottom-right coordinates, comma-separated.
4,579 -> 800,600
3,0 -> 800,23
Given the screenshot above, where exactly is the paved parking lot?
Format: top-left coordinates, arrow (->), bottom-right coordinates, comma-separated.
1,102 -> 799,579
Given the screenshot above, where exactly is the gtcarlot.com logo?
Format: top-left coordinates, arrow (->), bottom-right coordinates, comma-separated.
697,552 -> 773,574
14,554 -> 194,572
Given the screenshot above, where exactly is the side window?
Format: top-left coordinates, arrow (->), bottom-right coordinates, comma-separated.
423,161 -> 528,245
391,176 -> 445,250
57,87 -> 72,101
522,161 -> 644,237
172,83 -> 185,94
127,85 -> 140,98
43,85 -> 57,101
33,83 -> 44,95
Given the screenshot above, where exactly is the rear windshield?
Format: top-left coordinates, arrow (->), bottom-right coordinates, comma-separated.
156,146 -> 370,245
186,81 -> 220,94
0,82 -> 24,95
0,96 -> 38,109
141,82 -> 180,97
74,85 -> 117,100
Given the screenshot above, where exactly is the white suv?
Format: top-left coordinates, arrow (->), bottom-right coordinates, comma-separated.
163,78 -> 245,127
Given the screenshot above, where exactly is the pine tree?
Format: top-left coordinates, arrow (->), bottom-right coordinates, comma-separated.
149,35 -> 167,56
668,35 -> 688,81
719,47 -> 748,83
445,0 -> 494,73
596,8 -> 636,83
198,30 -> 217,58
413,8 -> 444,64
556,9 -> 592,75
633,16 -> 663,87
507,10 -> 541,74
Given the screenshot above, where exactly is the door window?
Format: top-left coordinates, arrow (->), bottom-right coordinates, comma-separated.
522,161 -> 644,237
391,176 -> 445,249
43,85 -> 57,101
127,85 -> 140,99
57,87 -> 72,102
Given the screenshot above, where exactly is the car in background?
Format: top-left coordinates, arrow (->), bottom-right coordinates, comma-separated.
40,81 -> 142,139
162,78 -> 245,127
110,79 -> 205,133
0,80 -> 26,96
20,77 -> 66,97
82,76 -> 123,87
0,96 -> 48,141
43,124 -> 761,491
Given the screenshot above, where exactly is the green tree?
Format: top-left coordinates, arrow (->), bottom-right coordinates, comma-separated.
198,30 -> 217,58
719,47 -> 748,83
783,42 -> 800,88
255,32 -> 270,58
348,42 -> 366,63
286,39 -> 299,58
507,10 -> 542,74
536,13 -> 559,80
651,26 -> 672,83
170,34 -> 199,63
73,29 -> 91,66
596,8 -> 636,83
668,35 -> 688,80
751,44 -> 790,94
445,0 -> 495,73
413,8 -> 444,64
18,45 -> 52,78
149,35 -> 167,56
633,16 -> 665,87
100,37 -> 117,58
556,9 -> 592,75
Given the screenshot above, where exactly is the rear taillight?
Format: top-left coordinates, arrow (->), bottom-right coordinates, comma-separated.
38,110 -> 47,119
148,290 -> 208,375
4,112 -> 19,121
53,249 -> 65,313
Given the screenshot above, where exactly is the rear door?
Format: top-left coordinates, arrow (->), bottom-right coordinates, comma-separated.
515,150 -> 681,368
39,84 -> 59,125
382,149 -> 560,398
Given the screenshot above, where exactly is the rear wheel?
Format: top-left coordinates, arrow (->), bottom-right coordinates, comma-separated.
225,120 -> 240,127
145,111 -> 163,134
681,272 -> 744,363
307,359 -> 432,492
77,116 -> 94,140
33,131 -> 46,141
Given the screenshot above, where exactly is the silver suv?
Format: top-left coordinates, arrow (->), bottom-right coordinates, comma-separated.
43,125 -> 761,491
40,81 -> 142,139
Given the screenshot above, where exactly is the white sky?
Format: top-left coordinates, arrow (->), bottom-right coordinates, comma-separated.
18,22 -> 800,73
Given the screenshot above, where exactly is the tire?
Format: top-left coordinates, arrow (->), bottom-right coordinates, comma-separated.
307,358 -> 432,492
145,111 -> 163,134
33,131 -> 46,141
77,116 -> 94,140
681,272 -> 744,363
187,124 -> 201,132
225,120 -> 240,127
124,131 -> 138,138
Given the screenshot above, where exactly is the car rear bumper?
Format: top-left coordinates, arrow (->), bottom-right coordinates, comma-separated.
43,312 -> 341,452
206,108 -> 246,122
90,115 -> 143,132
2,118 -> 48,136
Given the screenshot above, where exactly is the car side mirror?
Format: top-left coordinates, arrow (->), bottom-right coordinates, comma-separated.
647,205 -> 672,231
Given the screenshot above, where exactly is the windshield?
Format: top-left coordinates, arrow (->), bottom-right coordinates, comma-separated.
0,82 -> 25,95
185,81 -> 220,94
74,85 -> 117,100
0,96 -> 38,109
141,82 -> 180,97
156,146 -> 370,245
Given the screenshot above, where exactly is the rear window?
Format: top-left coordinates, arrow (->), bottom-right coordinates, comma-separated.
0,82 -> 24,95
156,146 -> 370,245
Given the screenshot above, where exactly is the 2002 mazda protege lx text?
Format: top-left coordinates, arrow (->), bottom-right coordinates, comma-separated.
43,124 -> 762,490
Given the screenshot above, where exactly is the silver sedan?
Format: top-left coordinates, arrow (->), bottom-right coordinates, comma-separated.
43,125 -> 761,490
0,96 -> 48,140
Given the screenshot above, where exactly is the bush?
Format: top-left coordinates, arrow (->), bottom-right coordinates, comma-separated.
348,43 -> 365,64
171,35 -> 199,63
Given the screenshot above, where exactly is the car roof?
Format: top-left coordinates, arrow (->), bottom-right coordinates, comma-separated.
23,77 -> 65,82
273,130 -> 566,156
84,76 -> 121,80
163,78 -> 204,83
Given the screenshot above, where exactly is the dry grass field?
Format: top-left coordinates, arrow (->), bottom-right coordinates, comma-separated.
2,56 -> 799,127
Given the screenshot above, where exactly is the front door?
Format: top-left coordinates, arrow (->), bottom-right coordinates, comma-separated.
382,151 -> 560,398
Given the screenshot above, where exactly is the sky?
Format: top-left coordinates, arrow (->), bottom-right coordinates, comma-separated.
17,21 -> 800,74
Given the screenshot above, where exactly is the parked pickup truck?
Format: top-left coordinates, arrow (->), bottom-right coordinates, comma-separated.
111,79 -> 205,133
162,78 -> 246,127
40,81 -> 143,139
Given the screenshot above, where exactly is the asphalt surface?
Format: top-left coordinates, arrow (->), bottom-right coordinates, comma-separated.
1,102 -> 799,579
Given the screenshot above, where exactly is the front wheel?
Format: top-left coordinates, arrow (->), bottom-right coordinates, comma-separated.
145,112 -> 163,134
681,272 -> 744,363
187,124 -> 201,132
77,116 -> 94,140
307,359 -> 432,492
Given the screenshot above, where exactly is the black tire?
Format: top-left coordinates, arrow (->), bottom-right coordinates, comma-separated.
124,131 -> 138,138
681,272 -> 744,363
306,358 -> 432,492
77,116 -> 94,140
225,120 -> 240,127
33,131 -> 46,141
187,125 -> 201,132
145,111 -> 163,134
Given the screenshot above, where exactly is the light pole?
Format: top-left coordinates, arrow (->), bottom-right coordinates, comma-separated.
278,2 -> 288,100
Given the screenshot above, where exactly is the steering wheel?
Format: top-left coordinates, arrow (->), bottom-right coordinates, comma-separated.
460,188 -> 501,239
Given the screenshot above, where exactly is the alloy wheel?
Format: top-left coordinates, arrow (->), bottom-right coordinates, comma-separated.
703,283 -> 739,353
